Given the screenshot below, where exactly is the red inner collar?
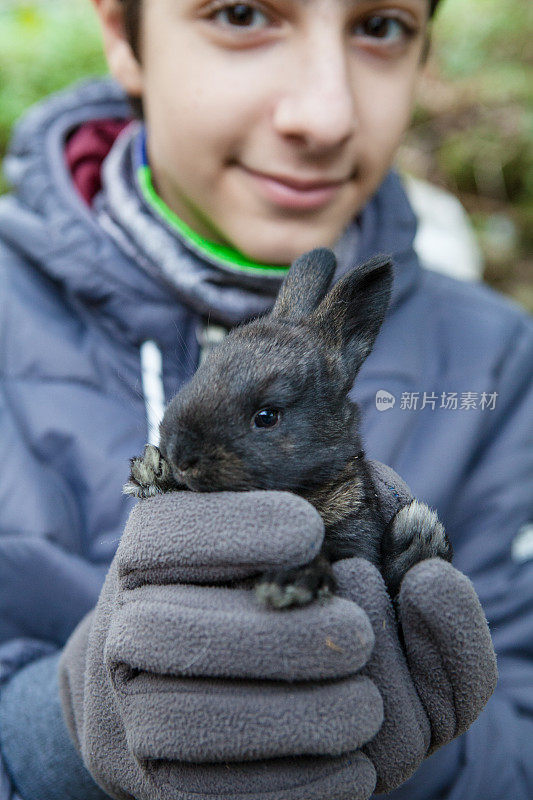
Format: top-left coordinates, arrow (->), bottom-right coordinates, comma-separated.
65,119 -> 131,206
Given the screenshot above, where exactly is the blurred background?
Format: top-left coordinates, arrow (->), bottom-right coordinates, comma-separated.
0,0 -> 531,309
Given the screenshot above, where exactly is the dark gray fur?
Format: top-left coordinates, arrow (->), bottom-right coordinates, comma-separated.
125,248 -> 452,607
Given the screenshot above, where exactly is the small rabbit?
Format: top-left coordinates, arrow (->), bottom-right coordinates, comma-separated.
124,248 -> 452,608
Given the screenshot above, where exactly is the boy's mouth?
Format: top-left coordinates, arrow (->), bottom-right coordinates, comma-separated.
240,165 -> 350,210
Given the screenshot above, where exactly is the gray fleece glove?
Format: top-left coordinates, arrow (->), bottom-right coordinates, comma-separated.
58,489 -> 497,800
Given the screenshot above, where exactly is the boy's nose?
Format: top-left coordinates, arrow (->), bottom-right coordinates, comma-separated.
273,39 -> 358,149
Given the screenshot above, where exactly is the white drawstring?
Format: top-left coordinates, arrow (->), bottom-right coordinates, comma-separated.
140,340 -> 166,445
140,326 -> 229,445
196,323 -> 229,366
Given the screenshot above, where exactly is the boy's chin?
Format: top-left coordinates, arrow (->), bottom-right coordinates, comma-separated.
223,218 -> 356,267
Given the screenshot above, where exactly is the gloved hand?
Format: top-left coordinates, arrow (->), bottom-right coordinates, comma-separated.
332,556 -> 498,793
58,490 -> 497,800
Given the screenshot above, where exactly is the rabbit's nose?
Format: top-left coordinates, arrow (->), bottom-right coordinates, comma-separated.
177,454 -> 199,472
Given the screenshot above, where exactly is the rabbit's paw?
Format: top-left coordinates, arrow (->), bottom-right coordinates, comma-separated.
123,444 -> 177,498
381,500 -> 453,598
255,555 -> 336,609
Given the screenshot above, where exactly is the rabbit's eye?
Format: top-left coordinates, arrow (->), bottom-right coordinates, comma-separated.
253,408 -> 281,429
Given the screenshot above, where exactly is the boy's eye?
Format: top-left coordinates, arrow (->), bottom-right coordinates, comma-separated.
208,2 -> 269,30
355,15 -> 414,45
204,2 -> 418,48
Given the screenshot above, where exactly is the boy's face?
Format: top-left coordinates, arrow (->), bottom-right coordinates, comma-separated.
96,0 -> 429,264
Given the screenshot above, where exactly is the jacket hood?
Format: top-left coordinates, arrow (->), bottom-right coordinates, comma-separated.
0,78 -> 422,346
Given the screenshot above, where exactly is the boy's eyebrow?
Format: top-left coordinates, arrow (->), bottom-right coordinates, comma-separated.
292,0 -> 425,6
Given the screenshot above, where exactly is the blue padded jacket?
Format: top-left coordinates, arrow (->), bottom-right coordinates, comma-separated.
0,79 -> 532,800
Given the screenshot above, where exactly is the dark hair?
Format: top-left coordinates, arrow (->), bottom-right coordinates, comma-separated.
122,0 -> 142,61
120,0 -> 440,118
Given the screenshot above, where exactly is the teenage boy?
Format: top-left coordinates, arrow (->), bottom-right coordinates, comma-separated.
0,0 -> 531,799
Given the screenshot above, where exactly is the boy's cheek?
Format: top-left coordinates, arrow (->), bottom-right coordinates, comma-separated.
358,73 -> 418,163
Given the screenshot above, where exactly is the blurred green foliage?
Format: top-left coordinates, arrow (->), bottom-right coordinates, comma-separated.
0,0 -> 106,191
0,0 -> 531,306
401,0 -> 532,307
421,0 -> 532,206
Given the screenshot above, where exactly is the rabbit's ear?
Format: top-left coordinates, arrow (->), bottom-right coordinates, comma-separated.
310,255 -> 393,379
270,247 -> 337,322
